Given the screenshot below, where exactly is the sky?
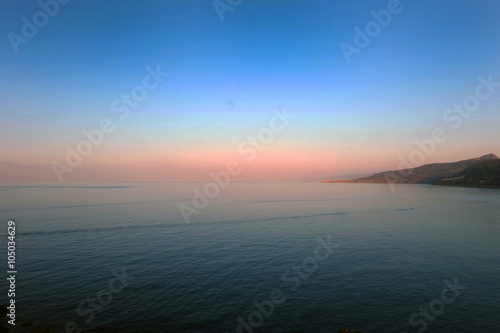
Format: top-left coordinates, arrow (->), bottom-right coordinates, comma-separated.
1,0 -> 500,183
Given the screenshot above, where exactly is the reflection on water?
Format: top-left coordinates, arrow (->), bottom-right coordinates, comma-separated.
1,183 -> 499,332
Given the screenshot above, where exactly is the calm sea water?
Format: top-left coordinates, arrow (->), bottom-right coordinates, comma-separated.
1,183 -> 499,333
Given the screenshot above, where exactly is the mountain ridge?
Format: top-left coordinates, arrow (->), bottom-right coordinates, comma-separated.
436,159 -> 500,188
323,153 -> 499,187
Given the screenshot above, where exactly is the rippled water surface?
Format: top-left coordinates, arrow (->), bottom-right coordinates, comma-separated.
1,183 -> 499,332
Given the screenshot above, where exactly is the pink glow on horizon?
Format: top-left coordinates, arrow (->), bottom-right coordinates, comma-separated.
2,142 -> 497,183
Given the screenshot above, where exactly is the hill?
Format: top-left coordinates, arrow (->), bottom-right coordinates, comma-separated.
435,159 -> 500,188
323,153 -> 498,184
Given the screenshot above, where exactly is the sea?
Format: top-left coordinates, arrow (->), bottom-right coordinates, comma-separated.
1,183 -> 499,333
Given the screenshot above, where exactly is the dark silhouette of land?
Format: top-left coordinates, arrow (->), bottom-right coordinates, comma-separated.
436,159 -> 500,188
323,153 -> 500,188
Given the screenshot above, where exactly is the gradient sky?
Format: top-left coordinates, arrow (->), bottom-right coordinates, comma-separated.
1,0 -> 500,183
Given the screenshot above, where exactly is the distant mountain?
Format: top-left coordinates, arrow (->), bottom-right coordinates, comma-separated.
0,161 -> 52,182
435,159 -> 500,188
323,153 -> 499,185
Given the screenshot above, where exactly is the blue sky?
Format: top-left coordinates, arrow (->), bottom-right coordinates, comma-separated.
1,0 -> 499,182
